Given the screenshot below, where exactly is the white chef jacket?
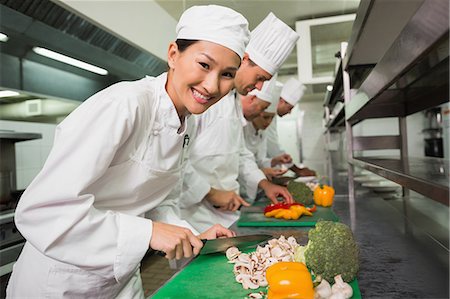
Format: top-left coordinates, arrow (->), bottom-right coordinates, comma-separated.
179,92 -> 266,233
266,116 -> 286,158
243,121 -> 272,169
7,73 -> 190,299
146,116 -> 200,235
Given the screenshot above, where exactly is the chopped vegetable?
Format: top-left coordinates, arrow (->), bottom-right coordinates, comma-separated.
313,185 -> 335,207
263,202 -> 303,214
294,221 -> 359,282
266,262 -> 314,299
287,181 -> 314,205
264,204 -> 315,220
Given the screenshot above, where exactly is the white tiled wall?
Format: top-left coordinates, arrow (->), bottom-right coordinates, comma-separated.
276,96 -> 327,175
352,112 -> 425,157
0,120 -> 57,189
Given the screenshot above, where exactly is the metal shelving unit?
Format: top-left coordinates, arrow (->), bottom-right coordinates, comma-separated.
341,0 -> 449,206
350,156 -> 449,205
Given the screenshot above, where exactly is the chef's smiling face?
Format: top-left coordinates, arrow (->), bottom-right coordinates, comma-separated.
166,40 -> 240,116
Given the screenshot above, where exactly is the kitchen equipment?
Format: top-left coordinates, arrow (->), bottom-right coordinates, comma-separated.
155,234 -> 273,257
0,172 -> 13,204
0,131 -> 41,275
422,107 -> 444,157
0,130 -> 41,209
151,248 -> 362,299
424,107 -> 443,130
200,234 -> 272,255
361,181 -> 401,193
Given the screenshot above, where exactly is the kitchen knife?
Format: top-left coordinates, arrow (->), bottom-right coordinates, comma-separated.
155,234 -> 273,257
239,205 -> 265,213
199,234 -> 272,255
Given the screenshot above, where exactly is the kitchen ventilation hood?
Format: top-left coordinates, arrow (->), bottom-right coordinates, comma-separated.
0,0 -> 168,102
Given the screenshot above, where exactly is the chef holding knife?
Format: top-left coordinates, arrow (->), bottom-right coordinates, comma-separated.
7,5 -> 250,299
178,13 -> 299,233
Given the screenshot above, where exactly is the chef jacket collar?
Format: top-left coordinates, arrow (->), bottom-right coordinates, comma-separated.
234,91 -> 248,127
157,73 -> 190,134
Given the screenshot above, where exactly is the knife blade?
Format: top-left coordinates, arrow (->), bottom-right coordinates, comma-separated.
199,234 -> 272,255
239,205 -> 265,213
155,234 -> 273,257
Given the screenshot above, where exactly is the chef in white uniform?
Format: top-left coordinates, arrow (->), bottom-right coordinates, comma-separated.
266,77 -> 316,176
7,5 -> 250,299
179,13 -> 299,233
242,78 -> 283,176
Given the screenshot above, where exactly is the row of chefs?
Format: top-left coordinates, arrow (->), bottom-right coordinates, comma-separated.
6,5 -> 314,299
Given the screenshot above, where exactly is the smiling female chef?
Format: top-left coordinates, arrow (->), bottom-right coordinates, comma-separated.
7,5 -> 250,299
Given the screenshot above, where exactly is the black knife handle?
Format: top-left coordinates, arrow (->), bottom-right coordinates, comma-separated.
155,239 -> 207,257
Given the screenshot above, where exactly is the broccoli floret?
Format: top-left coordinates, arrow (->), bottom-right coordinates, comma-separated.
304,221 -> 359,282
287,181 -> 313,205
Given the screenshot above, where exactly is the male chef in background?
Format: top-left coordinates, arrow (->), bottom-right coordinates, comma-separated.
241,75 -> 286,182
179,12 -> 299,233
266,78 -> 316,177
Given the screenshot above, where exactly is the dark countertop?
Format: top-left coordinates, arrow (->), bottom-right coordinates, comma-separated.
154,182 -> 449,298
331,192 -> 448,298
230,183 -> 449,298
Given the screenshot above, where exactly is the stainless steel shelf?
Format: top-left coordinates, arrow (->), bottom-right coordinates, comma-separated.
0,131 -> 42,141
345,0 -> 449,124
351,156 -> 449,206
325,104 -> 345,129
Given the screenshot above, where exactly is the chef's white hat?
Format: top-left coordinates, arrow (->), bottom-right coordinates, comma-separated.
245,13 -> 299,75
248,73 -> 278,104
176,5 -> 250,59
280,77 -> 306,106
265,82 -> 283,113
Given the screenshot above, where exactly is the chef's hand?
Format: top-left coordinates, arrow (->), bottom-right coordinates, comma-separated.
262,167 -> 288,181
258,179 -> 294,204
150,222 -> 203,260
206,188 -> 250,211
198,224 -> 236,240
271,153 -> 292,167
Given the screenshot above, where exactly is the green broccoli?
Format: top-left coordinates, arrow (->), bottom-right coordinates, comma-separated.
287,181 -> 313,205
295,221 -> 359,282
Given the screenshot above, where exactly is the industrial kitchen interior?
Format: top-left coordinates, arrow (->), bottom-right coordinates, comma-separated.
0,0 -> 448,298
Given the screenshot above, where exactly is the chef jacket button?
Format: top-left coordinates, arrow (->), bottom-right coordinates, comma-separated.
153,130 -> 159,136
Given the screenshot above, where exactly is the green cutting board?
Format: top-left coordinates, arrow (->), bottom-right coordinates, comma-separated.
151,251 -> 361,299
237,206 -> 339,227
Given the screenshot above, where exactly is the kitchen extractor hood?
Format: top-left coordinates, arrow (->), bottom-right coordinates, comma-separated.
0,0 -> 168,102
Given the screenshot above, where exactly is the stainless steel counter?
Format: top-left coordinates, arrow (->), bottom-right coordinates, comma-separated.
315,186 -> 448,298
151,187 -> 448,298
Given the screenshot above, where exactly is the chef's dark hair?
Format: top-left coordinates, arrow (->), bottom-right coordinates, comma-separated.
176,39 -> 198,52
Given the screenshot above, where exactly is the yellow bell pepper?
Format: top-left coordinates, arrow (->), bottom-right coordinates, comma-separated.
266,262 -> 314,299
313,184 -> 335,207
264,205 -> 313,220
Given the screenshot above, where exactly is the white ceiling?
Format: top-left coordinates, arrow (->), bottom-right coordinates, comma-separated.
155,0 -> 361,74
155,0 -> 360,29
